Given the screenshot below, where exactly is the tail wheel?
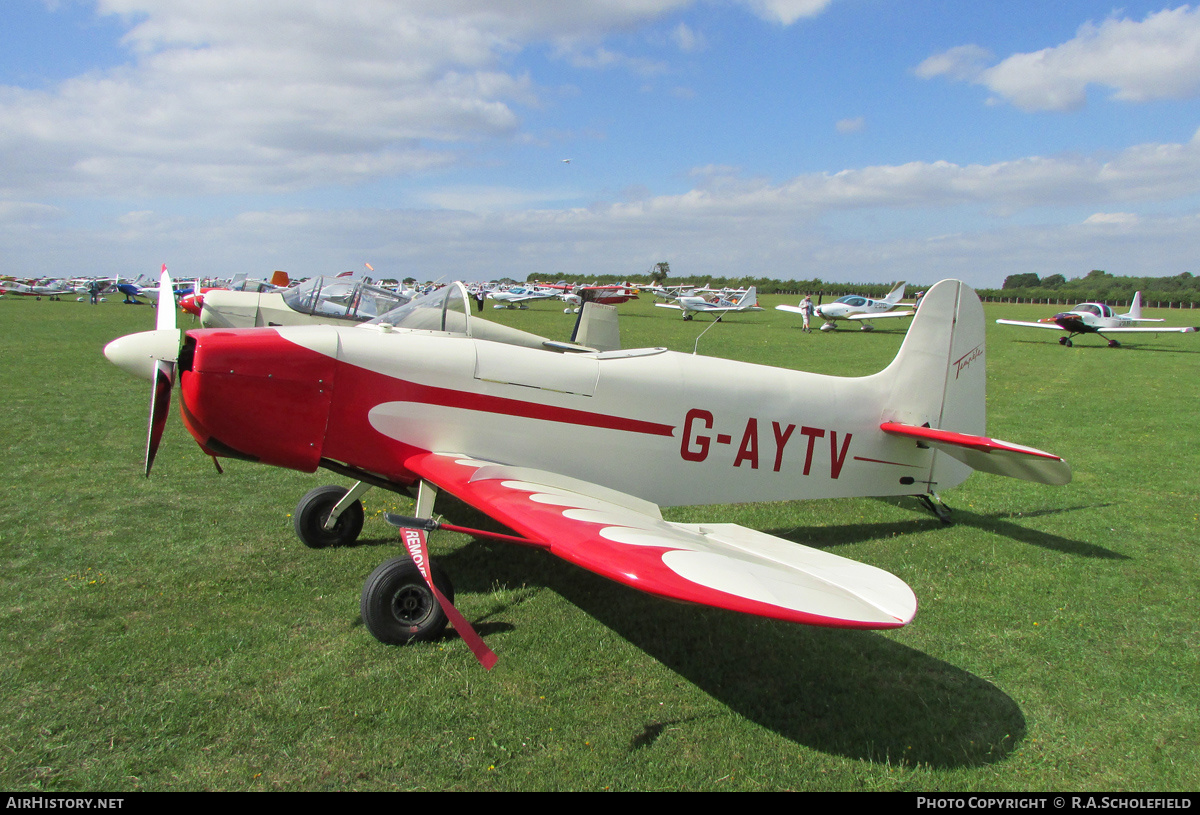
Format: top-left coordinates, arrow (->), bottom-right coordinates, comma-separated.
361,557 -> 454,644
293,485 -> 364,548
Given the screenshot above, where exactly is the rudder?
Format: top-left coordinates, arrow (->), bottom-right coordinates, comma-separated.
875,279 -> 986,492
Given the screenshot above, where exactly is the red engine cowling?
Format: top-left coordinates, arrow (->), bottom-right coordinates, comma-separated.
179,328 -> 337,472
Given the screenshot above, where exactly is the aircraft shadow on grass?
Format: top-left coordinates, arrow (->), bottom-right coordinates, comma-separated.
443,540 -> 1024,769
861,497 -> 1128,560
1008,338 -> 1198,355
355,496 -> 1027,769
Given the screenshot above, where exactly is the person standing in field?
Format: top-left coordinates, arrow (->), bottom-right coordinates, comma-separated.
799,294 -> 814,333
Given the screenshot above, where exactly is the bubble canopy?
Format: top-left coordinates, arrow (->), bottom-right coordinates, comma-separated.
365,283 -> 598,353
367,282 -> 472,333
282,276 -> 410,322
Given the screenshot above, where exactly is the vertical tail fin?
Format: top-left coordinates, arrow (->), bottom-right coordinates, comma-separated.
874,279 -> 985,491
1127,291 -> 1143,319
884,281 -> 907,305
739,287 -> 758,307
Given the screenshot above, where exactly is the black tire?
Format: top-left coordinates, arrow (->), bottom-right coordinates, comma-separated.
361,557 -> 454,645
293,485 -> 364,548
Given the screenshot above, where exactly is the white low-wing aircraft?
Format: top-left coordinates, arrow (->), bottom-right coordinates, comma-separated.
486,286 -> 559,309
654,287 -> 764,320
995,292 -> 1198,347
780,281 -> 914,331
0,278 -> 79,300
104,274 -> 1069,652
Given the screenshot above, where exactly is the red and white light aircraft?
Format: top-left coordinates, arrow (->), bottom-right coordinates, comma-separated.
556,284 -> 639,313
995,292 -> 1198,347
104,272 -> 1069,652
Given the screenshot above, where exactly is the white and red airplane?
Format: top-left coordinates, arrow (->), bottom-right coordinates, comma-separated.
104,272 -> 1069,653
779,281 -> 914,332
557,283 -> 639,313
995,292 -> 1198,347
654,287 -> 764,320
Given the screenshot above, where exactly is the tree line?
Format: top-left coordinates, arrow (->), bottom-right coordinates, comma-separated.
527,266 -> 1200,306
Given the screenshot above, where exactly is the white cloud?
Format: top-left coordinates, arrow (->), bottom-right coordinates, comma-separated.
913,44 -> 993,82
836,116 -> 865,134
1083,212 -> 1140,226
14,130 -> 1199,287
671,22 -> 706,52
917,6 -> 1200,111
0,1 -> 707,198
735,0 -> 834,26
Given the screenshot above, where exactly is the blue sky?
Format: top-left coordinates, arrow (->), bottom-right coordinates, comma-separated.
4,0 -> 1200,287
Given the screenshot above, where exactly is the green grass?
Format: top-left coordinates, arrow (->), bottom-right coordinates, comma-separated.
1,293 -> 1197,791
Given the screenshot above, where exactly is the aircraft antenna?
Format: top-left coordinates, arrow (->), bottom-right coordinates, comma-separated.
692,316 -> 722,355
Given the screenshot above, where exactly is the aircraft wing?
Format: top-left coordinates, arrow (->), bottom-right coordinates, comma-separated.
995,319 -> 1064,330
404,452 -> 917,629
848,310 -> 915,321
1095,325 -> 1197,334
653,303 -> 683,310
774,305 -> 806,315
696,304 -> 764,314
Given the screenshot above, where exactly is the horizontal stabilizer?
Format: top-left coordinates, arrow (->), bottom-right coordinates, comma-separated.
881,422 -> 1071,485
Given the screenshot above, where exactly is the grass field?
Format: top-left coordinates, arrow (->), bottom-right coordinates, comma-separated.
1,289 -> 1197,791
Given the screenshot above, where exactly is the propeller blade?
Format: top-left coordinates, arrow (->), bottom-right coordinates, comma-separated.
136,265 -> 179,476
144,358 -> 176,476
155,265 -> 176,331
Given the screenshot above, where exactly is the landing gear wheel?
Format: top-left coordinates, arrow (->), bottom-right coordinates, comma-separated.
361,557 -> 454,644
293,485 -> 364,548
1058,336 -> 1068,345
1107,339 -> 1121,348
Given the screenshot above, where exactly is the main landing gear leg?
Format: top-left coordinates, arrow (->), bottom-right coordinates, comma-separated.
918,493 -> 954,525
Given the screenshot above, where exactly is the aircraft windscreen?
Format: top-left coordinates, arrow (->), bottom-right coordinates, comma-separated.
283,276 -> 411,322
368,283 -> 472,334
838,296 -> 868,306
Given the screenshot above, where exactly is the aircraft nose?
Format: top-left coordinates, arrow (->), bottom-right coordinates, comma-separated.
104,329 -> 182,381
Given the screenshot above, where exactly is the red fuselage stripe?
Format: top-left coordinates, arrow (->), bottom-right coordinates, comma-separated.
350,363 -> 677,438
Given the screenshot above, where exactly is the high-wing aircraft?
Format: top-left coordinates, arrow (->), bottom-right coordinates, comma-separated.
779,281 -> 914,331
557,284 -> 639,313
104,274 -> 1069,655
995,292 -> 1198,347
654,287 -> 764,320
